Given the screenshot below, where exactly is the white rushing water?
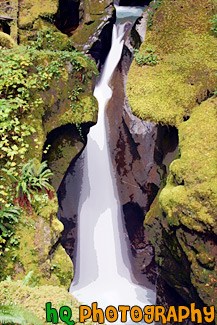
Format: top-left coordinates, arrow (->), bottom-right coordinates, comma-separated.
70,8 -> 156,324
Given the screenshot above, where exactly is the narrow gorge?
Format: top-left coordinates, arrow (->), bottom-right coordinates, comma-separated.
0,0 -> 216,324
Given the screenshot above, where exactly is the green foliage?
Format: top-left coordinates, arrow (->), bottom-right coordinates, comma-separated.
22,270 -> 34,286
0,206 -> 21,252
0,46 -> 97,204
134,48 -> 158,66
13,159 -> 54,210
210,14 -> 217,37
0,304 -> 43,325
30,29 -> 74,52
0,44 -> 98,277
147,0 -> 163,30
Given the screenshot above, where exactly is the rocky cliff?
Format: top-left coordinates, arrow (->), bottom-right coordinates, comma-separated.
127,0 -> 217,317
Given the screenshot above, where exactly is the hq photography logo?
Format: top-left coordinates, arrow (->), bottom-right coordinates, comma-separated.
45,302 -> 215,324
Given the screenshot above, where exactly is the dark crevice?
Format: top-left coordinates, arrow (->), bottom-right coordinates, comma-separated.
55,0 -> 80,35
85,20 -> 94,25
48,238 -> 61,258
196,88 -> 215,104
88,15 -> 115,71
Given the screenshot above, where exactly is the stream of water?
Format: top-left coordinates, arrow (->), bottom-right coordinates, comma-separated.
70,7 -> 156,324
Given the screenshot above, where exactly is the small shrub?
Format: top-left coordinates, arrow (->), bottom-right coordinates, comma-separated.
134,48 -> 158,66
147,0 -> 163,30
12,159 -> 54,211
210,14 -> 217,37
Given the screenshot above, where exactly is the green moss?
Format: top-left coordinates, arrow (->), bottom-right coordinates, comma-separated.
0,45 -> 98,285
136,0 -> 217,310
19,0 -> 58,28
127,0 -> 217,126
0,281 -> 97,324
0,192 -> 73,288
145,97 -> 217,309
44,127 -> 84,191
50,244 -> 73,287
160,98 -> 217,233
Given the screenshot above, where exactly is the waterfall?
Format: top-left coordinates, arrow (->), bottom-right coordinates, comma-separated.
70,7 -> 156,324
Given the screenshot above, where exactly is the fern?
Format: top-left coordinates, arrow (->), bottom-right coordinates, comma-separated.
10,158 -> 54,210
22,270 -> 34,286
0,304 -> 43,325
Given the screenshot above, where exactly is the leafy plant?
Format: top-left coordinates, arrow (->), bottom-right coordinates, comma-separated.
147,0 -> 163,30
210,14 -> 217,37
0,206 -> 21,249
22,270 -> 34,286
0,304 -> 43,325
11,159 -> 54,211
134,48 -> 158,66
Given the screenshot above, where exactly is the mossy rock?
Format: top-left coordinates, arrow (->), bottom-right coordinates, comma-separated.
1,193 -> 73,288
0,46 -> 97,286
19,0 -> 58,28
0,31 -> 15,48
159,98 -> 217,234
127,0 -> 217,126
43,125 -> 85,191
70,0 -> 114,51
131,0 -> 217,312
0,281 -> 97,324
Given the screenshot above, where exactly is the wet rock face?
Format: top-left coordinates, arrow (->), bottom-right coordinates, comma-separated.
88,19 -> 114,71
106,46 -> 178,285
55,0 -> 115,69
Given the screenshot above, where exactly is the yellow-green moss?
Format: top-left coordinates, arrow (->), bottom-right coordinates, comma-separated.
160,97 -> 217,233
0,31 -> 15,48
127,0 -> 217,126
44,129 -> 84,191
0,281 -> 96,324
1,192 -> 73,288
0,46 -> 98,286
137,0 -> 217,310
19,0 -> 58,28
144,96 -> 217,309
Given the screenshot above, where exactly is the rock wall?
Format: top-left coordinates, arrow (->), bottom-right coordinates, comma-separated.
127,0 -> 217,318
0,26 -> 98,287
106,52 -> 178,290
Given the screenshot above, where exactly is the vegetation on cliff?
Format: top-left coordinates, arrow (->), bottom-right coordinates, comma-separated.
0,1 -> 99,321
127,0 -> 217,314
127,0 -> 217,126
0,40 -> 98,279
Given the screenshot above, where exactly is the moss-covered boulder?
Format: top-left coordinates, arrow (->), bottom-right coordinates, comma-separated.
3,193 -> 73,287
0,280 -> 96,324
127,0 -> 217,312
127,0 -> 217,126
43,125 -> 85,191
18,0 -> 59,44
0,31 -> 15,48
